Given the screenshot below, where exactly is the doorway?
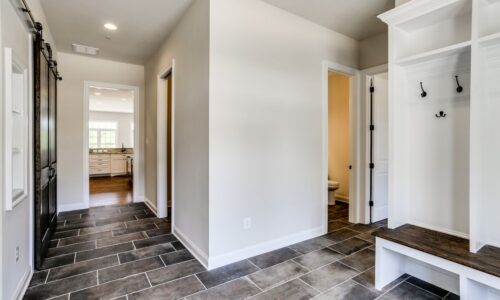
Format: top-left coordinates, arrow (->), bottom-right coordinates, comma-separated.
322,61 -> 360,231
83,82 -> 140,207
327,71 -> 352,223
156,62 -> 174,219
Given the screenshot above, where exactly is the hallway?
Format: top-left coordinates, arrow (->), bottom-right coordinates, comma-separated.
89,176 -> 133,207
25,203 -> 457,299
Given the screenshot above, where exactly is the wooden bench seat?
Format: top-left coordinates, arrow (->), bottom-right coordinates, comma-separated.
372,225 -> 500,299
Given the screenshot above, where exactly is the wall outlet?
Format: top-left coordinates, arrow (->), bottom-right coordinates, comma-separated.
15,246 -> 19,263
243,217 -> 252,230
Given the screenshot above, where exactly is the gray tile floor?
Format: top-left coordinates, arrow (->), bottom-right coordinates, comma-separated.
25,202 -> 459,300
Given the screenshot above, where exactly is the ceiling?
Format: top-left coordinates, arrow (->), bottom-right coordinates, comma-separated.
41,0 -> 193,64
261,0 -> 395,40
42,0 -> 393,65
89,87 -> 134,113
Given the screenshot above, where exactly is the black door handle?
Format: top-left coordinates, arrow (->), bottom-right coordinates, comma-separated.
49,167 -> 56,178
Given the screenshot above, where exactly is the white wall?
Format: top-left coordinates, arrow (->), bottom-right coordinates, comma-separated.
89,111 -> 134,148
208,0 -> 358,265
1,1 -> 55,299
144,0 -> 210,259
57,52 -> 145,211
359,32 -> 388,70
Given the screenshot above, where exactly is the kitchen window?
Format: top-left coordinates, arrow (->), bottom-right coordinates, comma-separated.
89,121 -> 118,148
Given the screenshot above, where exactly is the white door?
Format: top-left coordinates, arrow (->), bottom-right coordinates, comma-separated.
371,74 -> 389,222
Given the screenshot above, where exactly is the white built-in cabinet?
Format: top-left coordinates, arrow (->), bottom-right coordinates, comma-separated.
378,1 -> 500,297
3,48 -> 29,211
379,0 -> 500,254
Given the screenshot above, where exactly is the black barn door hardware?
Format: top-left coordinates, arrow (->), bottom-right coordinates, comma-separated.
435,111 -> 447,118
420,82 -> 427,98
455,75 -> 463,93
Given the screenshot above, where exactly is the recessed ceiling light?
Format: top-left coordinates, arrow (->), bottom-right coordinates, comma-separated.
94,92 -> 101,96
121,98 -> 127,101
104,23 -> 117,30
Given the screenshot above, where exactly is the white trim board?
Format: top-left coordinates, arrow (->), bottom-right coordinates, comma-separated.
322,60 -> 361,233
207,226 -> 324,270
156,60 -> 175,220
58,202 -> 89,213
408,220 -> 469,239
13,268 -> 31,300
173,226 -> 209,269
144,197 -> 158,216
83,81 -> 142,210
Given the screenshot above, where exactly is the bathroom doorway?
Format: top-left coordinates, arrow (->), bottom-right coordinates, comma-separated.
83,82 -> 140,207
327,71 -> 352,217
323,61 -> 360,230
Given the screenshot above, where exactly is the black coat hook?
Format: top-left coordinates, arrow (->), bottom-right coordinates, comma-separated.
435,111 -> 446,118
455,75 -> 463,93
420,82 -> 427,98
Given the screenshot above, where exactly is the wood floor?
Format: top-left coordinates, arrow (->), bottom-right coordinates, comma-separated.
89,176 -> 133,207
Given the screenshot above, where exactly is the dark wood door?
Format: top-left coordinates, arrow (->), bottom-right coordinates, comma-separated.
34,35 -> 58,269
48,63 -> 57,226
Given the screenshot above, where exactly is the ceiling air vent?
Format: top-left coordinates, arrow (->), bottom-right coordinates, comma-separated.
72,44 -> 99,56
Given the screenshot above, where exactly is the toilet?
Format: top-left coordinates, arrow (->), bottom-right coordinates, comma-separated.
328,180 -> 339,205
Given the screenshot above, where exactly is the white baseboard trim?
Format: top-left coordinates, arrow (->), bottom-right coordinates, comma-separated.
144,197 -> 158,216
408,220 -> 469,239
336,195 -> 349,202
487,240 -> 500,249
57,202 -> 89,213
173,227 -> 209,269
14,268 -> 32,300
335,198 -> 349,204
207,226 -> 323,270
134,195 -> 145,204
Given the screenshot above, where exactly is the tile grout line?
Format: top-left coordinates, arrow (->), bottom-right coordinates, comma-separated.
44,269 -> 51,284
297,277 -> 322,295
310,276 -> 357,299
193,273 -> 208,290
350,266 -> 380,292
244,275 -> 264,292
374,275 -> 411,299
246,259 -> 262,270
125,272 -> 203,298
144,271 -> 153,288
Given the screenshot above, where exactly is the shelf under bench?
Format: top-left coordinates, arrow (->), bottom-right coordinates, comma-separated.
372,225 -> 500,299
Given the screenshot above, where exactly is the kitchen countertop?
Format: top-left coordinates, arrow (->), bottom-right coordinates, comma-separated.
90,148 -> 133,155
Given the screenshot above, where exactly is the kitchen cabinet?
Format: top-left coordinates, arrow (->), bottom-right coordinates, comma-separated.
89,153 -> 132,176
110,154 -> 130,175
89,154 -> 110,176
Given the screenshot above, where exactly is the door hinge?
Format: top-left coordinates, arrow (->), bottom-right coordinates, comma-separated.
370,125 -> 375,131
369,201 -> 374,207
369,163 -> 374,169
